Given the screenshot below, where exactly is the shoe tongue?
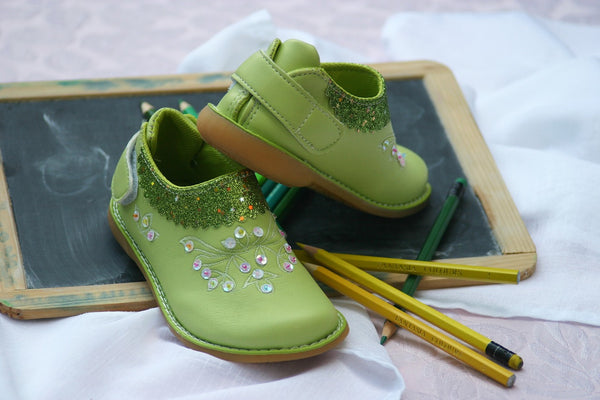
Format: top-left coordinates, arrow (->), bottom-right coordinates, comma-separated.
270,39 -> 320,72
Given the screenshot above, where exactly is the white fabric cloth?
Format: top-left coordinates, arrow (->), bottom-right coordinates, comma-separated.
0,300 -> 403,400
3,7 -> 600,400
179,10 -> 600,326
382,12 -> 600,325
0,10 -> 405,400
177,9 -> 367,74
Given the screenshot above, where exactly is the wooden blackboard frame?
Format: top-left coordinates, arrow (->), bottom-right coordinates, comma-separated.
0,61 -> 536,319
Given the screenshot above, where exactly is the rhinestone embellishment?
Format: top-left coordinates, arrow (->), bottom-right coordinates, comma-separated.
283,262 -> 294,272
398,153 -> 406,167
184,240 -> 194,253
239,262 -> 251,273
391,146 -> 407,167
207,278 -> 219,290
178,215 -> 291,294
222,280 -> 235,292
252,269 -> 265,280
256,254 -> 268,265
260,283 -> 273,294
133,206 -> 159,243
146,230 -> 157,241
221,238 -> 236,249
234,227 -> 246,239
192,258 -> 202,271
381,139 -> 391,151
201,268 -> 212,279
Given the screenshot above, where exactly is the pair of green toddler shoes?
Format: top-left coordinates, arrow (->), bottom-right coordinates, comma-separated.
108,39 -> 430,362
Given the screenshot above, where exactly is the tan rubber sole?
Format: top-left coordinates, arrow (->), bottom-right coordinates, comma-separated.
196,106 -> 429,218
107,206 -> 349,363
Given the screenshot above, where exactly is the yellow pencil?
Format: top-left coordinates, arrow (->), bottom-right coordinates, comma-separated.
298,243 -> 523,370
303,261 -> 516,387
296,250 -> 520,284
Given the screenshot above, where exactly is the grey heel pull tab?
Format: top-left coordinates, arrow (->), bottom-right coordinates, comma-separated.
116,131 -> 140,206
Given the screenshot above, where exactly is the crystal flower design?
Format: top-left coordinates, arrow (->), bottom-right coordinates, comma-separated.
179,214 -> 294,294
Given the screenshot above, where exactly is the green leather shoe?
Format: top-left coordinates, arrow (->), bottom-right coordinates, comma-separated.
108,108 -> 348,362
196,38 -> 431,217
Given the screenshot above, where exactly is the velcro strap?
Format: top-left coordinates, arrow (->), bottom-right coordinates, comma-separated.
113,131 -> 139,205
232,50 -> 341,152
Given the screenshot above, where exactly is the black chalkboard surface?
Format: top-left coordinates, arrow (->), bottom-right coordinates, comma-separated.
285,79 -> 497,260
0,62 -> 536,319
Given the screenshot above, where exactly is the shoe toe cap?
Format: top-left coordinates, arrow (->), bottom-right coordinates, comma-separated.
172,264 -> 346,354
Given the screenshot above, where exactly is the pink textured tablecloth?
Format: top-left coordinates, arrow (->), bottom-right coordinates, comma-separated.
377,309 -> 600,399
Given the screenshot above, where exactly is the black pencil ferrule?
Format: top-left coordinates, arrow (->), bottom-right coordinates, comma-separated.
485,341 -> 514,366
448,180 -> 466,198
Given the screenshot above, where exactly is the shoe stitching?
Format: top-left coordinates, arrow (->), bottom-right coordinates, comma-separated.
256,50 -> 310,129
230,86 -> 249,121
236,69 -> 326,152
295,104 -> 316,134
221,105 -> 428,209
246,68 -> 425,209
233,72 -> 294,136
240,97 -> 260,128
307,162 -> 431,209
256,52 -> 343,149
235,51 -> 342,151
289,71 -> 344,151
111,200 -> 347,354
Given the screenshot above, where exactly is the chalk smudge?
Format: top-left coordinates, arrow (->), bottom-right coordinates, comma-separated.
38,113 -> 110,196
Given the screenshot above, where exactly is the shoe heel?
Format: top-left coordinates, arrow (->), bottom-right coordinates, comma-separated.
196,106 -> 314,187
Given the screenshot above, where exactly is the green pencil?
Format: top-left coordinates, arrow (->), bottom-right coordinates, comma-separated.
266,183 -> 290,209
272,187 -> 300,219
179,100 -> 198,117
404,177 -> 467,294
255,173 -> 267,186
261,179 -> 277,195
140,101 -> 156,121
381,178 -> 467,345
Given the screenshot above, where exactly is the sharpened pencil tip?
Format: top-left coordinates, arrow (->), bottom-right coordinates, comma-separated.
302,262 -> 317,273
380,336 -> 388,345
455,177 -> 467,186
296,243 -> 317,256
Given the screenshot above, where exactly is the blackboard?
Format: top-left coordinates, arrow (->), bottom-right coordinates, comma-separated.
0,62 -> 536,319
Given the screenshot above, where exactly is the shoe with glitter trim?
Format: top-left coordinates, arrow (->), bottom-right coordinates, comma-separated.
196,38 -> 431,218
108,108 -> 348,362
